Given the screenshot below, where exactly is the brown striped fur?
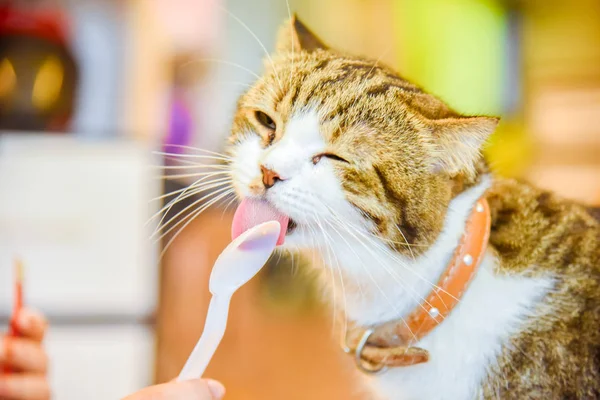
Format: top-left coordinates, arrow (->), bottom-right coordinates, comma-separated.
229,16 -> 600,399
482,180 -> 600,399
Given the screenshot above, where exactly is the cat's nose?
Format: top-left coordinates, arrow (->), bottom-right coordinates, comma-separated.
260,165 -> 282,189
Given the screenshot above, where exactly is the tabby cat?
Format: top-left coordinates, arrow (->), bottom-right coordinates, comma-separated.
227,17 -> 600,400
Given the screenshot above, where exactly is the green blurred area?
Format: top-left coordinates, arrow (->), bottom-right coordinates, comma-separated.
394,0 -> 506,116
393,0 -> 529,178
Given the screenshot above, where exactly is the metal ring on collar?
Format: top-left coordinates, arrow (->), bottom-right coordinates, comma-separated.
355,329 -> 388,374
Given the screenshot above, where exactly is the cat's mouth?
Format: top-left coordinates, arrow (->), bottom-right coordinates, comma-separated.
232,197 -> 297,245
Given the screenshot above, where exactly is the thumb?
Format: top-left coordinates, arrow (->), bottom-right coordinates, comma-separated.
122,379 -> 225,400
194,379 -> 226,399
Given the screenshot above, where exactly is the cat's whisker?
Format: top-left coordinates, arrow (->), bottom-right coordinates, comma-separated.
363,228 -> 429,249
287,195 -> 424,250
367,232 -> 453,311
160,154 -> 230,169
154,178 -> 233,222
289,246 -> 298,277
151,177 -> 231,230
217,5 -> 283,91
274,248 -> 283,266
368,235 -> 452,314
153,151 -> 231,162
350,218 -> 452,313
284,0 -> 294,82
318,218 -> 370,310
367,42 -> 393,78
213,80 -> 253,89
220,193 -> 238,221
181,58 -> 262,81
321,216 -> 419,345
156,169 -> 231,180
307,217 -> 343,334
321,215 -> 438,339
161,156 -> 210,167
147,179 -> 228,232
148,164 -> 229,176
158,158 -> 230,169
156,187 -> 234,245
322,209 -> 446,321
158,188 -> 234,261
324,204 -> 458,304
151,183 -> 232,239
297,198 -> 419,336
395,225 -> 417,262
153,184 -> 233,241
305,219 -> 339,332
149,172 -> 232,203
155,165 -> 230,171
148,175 -> 232,225
160,144 -> 232,159
313,212 -> 349,344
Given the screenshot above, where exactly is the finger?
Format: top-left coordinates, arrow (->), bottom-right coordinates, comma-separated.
15,309 -> 48,342
0,374 -> 51,400
122,379 -> 225,400
0,336 -> 48,373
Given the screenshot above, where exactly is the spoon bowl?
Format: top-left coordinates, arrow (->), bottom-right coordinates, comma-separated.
209,220 -> 281,296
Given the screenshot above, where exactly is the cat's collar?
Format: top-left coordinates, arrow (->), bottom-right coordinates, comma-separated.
342,197 -> 492,374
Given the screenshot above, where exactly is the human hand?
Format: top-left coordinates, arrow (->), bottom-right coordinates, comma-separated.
122,379 -> 225,400
0,308 -> 50,400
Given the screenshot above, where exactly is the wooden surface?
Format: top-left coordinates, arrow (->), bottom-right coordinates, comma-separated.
155,208 -> 365,400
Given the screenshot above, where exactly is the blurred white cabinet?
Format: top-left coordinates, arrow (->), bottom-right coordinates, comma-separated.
0,134 -> 160,317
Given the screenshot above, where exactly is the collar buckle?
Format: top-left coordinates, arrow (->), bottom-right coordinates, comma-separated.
353,329 -> 388,374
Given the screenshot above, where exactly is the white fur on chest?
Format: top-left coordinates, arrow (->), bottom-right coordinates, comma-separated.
315,181 -> 553,400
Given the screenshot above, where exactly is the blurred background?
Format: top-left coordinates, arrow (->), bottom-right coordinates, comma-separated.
0,0 -> 598,398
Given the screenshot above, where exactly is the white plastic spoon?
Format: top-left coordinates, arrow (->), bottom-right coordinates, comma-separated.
176,220 -> 281,381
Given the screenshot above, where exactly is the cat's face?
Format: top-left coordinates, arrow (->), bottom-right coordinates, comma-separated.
228,17 -> 498,256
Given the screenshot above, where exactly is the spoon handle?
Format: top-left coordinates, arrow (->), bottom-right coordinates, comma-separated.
177,295 -> 231,381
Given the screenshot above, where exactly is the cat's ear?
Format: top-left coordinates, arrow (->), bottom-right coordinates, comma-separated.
427,116 -> 499,176
275,14 -> 327,53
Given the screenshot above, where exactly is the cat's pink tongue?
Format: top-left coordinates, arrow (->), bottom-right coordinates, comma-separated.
232,198 -> 289,245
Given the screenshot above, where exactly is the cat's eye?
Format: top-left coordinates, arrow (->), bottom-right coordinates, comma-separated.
255,111 -> 276,131
312,153 -> 349,165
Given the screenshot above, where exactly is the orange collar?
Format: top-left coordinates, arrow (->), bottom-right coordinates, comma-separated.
343,197 -> 492,373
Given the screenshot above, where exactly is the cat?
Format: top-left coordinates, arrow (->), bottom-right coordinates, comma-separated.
227,16 -> 600,400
